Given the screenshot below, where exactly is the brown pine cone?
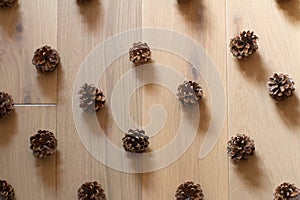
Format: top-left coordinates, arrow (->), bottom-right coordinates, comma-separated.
229,30 -> 258,59
32,45 -> 60,73
0,179 -> 15,200
175,181 -> 204,200
0,0 -> 15,7
0,92 -> 14,118
227,133 -> 255,161
77,0 -> 90,3
0,91 -> 14,118
78,181 -> 106,200
274,182 -> 300,200
129,42 -> 151,66
78,83 -> 106,112
30,130 -> 58,158
177,81 -> 203,106
268,73 -> 295,101
122,129 -> 149,153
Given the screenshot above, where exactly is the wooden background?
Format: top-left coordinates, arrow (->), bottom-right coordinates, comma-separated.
0,0 -> 300,199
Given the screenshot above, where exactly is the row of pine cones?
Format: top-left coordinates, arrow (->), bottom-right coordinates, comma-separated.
0,72 -> 295,120
0,0 -> 192,8
1,71 -> 294,119
1,179 -> 298,200
77,80 -> 204,113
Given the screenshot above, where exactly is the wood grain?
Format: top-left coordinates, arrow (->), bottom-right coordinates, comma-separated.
227,0 -> 300,199
56,0 -> 143,199
0,106 -> 56,199
1,0 -> 300,199
0,0 -> 57,104
141,0 -> 227,199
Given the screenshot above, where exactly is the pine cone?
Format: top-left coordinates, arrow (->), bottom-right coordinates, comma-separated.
227,133 -> 255,161
77,0 -> 90,3
274,182 -> 300,200
122,129 -> 149,153
78,181 -> 106,200
78,83 -> 106,112
30,130 -> 58,158
32,45 -> 60,73
0,180 -> 15,200
129,42 -> 151,66
0,0 -> 15,8
175,181 -> 204,200
177,81 -> 203,106
0,91 -> 14,118
268,73 -> 295,101
229,30 -> 258,59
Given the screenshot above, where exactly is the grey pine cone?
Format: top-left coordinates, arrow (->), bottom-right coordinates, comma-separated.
78,83 -> 106,112
268,73 -> 295,101
32,45 -> 60,73
274,182 -> 300,200
0,179 -> 15,200
175,181 -> 204,200
30,130 -> 58,158
78,181 -> 106,200
177,81 -> 203,106
0,91 -> 14,118
0,0 -> 15,7
129,42 -> 151,66
229,30 -> 258,59
227,133 -> 255,160
122,129 -> 149,153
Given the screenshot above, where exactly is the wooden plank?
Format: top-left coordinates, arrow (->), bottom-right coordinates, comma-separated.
0,0 -> 57,103
57,0 -> 143,199
227,0 -> 300,199
0,106 -> 56,199
142,0 -> 228,199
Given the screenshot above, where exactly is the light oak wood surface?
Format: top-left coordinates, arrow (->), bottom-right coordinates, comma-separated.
0,0 -> 299,199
